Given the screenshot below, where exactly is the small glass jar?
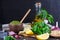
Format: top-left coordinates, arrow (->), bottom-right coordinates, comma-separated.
0,31 -> 8,40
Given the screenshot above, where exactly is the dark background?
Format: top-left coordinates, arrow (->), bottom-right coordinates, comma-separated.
0,0 -> 60,27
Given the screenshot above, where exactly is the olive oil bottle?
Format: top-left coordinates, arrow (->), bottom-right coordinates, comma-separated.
34,2 -> 42,22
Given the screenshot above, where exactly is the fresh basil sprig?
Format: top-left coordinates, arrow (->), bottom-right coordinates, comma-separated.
31,21 -> 51,35
36,9 -> 54,23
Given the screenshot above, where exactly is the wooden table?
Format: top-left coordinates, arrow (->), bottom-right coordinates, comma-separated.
0,37 -> 60,40
16,36 -> 60,40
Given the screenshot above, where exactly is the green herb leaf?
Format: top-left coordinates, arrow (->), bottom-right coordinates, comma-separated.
5,36 -> 16,40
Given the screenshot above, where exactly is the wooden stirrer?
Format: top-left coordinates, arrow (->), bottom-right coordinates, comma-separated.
20,9 -> 31,23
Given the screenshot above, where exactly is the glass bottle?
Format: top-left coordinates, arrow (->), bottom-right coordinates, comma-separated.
34,2 -> 42,22
35,2 -> 41,16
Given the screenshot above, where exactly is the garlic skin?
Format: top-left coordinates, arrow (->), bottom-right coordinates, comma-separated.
44,19 -> 53,27
44,19 -> 48,24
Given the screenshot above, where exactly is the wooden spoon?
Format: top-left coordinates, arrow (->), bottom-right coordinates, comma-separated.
20,9 -> 31,23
